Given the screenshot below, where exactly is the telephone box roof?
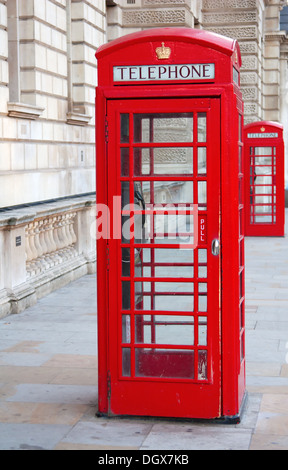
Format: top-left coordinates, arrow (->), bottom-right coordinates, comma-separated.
96,27 -> 241,66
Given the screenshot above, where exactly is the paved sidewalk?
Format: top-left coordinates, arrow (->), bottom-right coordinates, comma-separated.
1,214 -> 288,450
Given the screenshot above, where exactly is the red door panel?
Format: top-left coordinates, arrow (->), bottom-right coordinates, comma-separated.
107,98 -> 221,419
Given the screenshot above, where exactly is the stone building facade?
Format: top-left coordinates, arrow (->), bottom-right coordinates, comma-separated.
0,0 -> 105,317
0,0 -> 287,317
106,0 -> 288,179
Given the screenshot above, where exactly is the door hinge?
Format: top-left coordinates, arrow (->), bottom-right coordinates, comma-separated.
107,370 -> 111,400
105,118 -> 109,143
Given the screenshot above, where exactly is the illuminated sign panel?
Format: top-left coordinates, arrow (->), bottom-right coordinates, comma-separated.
113,63 -> 215,82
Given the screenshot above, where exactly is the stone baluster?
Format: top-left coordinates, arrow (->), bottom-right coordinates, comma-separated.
25,224 -> 36,277
25,210 -> 79,278
26,222 -> 42,275
69,212 -> 77,246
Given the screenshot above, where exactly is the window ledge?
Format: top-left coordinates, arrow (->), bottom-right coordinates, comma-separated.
8,102 -> 45,120
66,112 -> 92,126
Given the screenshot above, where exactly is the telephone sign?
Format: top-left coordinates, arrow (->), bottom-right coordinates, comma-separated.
96,28 -> 246,422
113,63 -> 215,82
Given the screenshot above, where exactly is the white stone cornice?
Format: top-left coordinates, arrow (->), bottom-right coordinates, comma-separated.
66,112 -> 92,126
264,31 -> 288,42
7,102 -> 45,120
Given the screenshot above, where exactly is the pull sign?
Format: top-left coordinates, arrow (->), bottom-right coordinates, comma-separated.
198,215 -> 207,245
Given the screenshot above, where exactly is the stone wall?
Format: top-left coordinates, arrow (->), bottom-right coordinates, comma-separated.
106,0 -> 200,40
0,0 -> 106,208
0,1 -> 105,317
202,0 -> 265,124
0,195 -> 96,318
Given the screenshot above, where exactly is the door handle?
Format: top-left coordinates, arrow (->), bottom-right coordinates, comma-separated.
211,239 -> 220,256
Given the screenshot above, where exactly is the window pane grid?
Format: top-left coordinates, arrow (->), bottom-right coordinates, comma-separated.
249,146 -> 276,224
120,111 -> 210,382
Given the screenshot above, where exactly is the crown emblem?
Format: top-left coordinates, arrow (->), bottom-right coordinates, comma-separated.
260,127 -> 265,132
156,42 -> 171,60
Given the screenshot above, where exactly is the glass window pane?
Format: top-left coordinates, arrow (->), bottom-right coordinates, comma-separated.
197,113 -> 207,142
254,156 -> 272,165
155,266 -> 193,277
140,180 -> 193,206
153,147 -> 193,175
154,282 -> 194,293
254,147 -> 272,156
255,215 -> 273,223
198,147 -> 207,175
198,350 -> 208,380
122,315 -> 131,343
122,348 -> 131,377
122,281 -> 130,310
154,294 -> 194,312
140,248 -> 194,278
121,148 -> 129,176
120,114 -> 129,143
155,248 -> 193,263
135,315 -> 194,345
134,113 -> 194,143
135,348 -> 195,379
198,295 -> 207,312
122,248 -> 130,277
198,181 -> 207,210
254,205 -> 272,214
198,316 -> 207,346
134,148 -> 150,176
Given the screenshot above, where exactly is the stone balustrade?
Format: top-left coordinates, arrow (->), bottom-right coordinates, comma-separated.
0,195 -> 96,318
25,212 -> 78,278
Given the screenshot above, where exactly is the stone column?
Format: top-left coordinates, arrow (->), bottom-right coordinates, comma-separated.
202,0 -> 264,124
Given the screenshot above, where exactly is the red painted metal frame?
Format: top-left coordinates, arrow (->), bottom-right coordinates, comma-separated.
244,121 -> 285,237
96,28 -> 245,421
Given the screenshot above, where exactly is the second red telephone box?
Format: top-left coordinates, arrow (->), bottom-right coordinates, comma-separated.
96,28 -> 246,422
244,121 -> 285,236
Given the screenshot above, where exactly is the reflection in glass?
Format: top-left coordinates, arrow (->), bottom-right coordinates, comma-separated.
135,315 -> 194,345
134,148 -> 194,176
254,147 -> 272,156
198,181 -> 207,210
198,316 -> 207,346
122,281 -> 130,310
198,350 -> 207,380
134,148 -> 150,175
197,147 -> 207,175
139,181 -> 193,209
134,113 -> 194,143
197,113 -> 207,142
122,315 -> 131,343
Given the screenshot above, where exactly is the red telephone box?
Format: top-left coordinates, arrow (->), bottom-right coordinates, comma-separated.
244,121 -> 285,236
96,28 -> 246,422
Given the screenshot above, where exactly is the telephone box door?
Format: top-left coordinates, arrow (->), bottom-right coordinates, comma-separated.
107,97 -> 221,419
